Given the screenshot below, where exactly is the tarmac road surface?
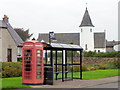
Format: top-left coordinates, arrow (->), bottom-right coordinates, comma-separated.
30,76 -> 119,88
85,81 -> 119,88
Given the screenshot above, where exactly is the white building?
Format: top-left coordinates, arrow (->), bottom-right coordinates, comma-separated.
79,7 -> 106,52
38,7 -> 106,52
79,7 -> 95,52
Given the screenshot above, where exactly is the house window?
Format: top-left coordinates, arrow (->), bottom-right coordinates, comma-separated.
85,44 -> 88,50
17,47 -> 22,57
90,28 -> 92,32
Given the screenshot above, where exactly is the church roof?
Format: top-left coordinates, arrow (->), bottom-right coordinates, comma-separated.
0,16 -> 24,46
94,32 -> 106,48
37,33 -> 80,45
38,32 -> 107,49
79,8 -> 94,27
106,41 -> 120,47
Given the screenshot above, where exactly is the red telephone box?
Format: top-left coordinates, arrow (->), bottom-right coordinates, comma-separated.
22,40 -> 44,85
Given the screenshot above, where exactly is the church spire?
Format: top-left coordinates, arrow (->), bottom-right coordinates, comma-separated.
79,6 -> 94,27
86,3 -> 88,10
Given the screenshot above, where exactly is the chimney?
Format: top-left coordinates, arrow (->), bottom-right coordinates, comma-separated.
3,15 -> 9,23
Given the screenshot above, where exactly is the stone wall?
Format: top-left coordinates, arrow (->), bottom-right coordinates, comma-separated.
73,57 -> 118,64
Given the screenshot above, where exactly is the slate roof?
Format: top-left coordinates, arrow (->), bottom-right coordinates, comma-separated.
106,41 -> 120,47
79,8 -> 94,27
38,32 -> 107,49
94,32 -> 106,48
0,20 -> 7,28
37,33 -> 80,45
0,19 -> 24,46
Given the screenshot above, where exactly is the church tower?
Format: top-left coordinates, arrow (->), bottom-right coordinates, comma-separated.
79,7 -> 94,51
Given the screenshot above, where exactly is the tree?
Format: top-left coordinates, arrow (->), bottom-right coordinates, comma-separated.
14,28 -> 33,41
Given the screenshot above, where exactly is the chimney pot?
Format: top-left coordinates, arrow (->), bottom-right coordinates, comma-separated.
3,15 -> 9,22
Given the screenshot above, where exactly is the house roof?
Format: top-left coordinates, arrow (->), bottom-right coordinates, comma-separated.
94,32 -> 106,48
79,8 -> 94,27
0,16 -> 24,46
0,20 -> 7,28
106,41 -> 120,47
37,33 -> 80,45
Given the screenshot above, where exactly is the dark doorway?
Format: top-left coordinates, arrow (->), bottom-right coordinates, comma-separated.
7,49 -> 12,62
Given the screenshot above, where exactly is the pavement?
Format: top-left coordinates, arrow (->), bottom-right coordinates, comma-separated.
30,76 -> 120,88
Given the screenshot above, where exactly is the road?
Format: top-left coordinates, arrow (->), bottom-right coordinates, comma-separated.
85,82 -> 119,88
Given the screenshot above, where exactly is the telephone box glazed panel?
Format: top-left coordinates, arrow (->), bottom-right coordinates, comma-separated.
22,41 -> 44,85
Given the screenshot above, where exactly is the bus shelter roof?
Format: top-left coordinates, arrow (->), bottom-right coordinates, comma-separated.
44,43 -> 83,50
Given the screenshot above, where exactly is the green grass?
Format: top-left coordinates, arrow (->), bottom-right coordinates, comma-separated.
57,69 -> 120,80
1,69 -> 120,89
82,69 -> 119,80
1,77 -> 30,89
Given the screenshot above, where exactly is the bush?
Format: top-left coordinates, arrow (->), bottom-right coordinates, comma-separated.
83,51 -> 120,58
82,64 -> 89,71
112,60 -> 120,69
83,51 -> 96,57
73,64 -> 88,72
2,62 -> 22,78
87,67 -> 97,71
57,65 -> 62,72
98,64 -> 108,70
107,60 -> 120,69
73,65 -> 80,72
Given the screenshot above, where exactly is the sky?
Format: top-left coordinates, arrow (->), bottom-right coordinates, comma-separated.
0,0 -> 119,41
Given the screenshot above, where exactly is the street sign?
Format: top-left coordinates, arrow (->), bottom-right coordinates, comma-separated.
49,32 -> 55,39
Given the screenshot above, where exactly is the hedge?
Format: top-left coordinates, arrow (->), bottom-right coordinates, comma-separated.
83,51 -> 120,58
2,62 -> 22,78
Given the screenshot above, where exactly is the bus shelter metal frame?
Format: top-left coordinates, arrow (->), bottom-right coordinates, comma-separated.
43,43 -> 83,82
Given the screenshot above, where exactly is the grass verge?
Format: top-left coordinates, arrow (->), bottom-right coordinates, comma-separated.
57,69 -> 120,80
1,69 -> 120,89
82,69 -> 119,80
2,77 -> 30,89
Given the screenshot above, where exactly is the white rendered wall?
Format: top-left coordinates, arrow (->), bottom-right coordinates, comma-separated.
2,28 -> 17,62
114,44 -> 120,51
117,2 -> 120,52
94,48 -> 106,52
0,28 -> 2,62
80,27 -> 94,52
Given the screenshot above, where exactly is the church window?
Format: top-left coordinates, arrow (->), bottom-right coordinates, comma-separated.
81,29 -> 83,32
85,44 -> 88,50
90,28 -> 92,32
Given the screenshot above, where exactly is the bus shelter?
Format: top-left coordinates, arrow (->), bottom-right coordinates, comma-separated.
43,43 -> 83,83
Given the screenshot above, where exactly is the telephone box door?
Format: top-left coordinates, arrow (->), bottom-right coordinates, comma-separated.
22,41 -> 44,85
